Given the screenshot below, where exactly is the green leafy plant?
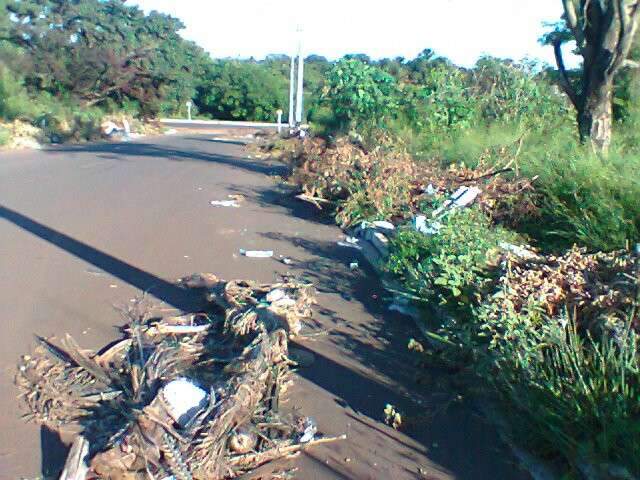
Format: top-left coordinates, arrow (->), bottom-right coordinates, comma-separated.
0,125 -> 9,146
387,208 -> 518,314
403,64 -> 478,133
320,59 -> 399,132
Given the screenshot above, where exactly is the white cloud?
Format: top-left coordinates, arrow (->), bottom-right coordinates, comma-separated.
129,0 -> 579,67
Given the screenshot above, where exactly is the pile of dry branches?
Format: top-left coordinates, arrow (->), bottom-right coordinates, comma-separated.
16,275 -> 338,479
486,247 -> 638,332
272,137 -> 537,227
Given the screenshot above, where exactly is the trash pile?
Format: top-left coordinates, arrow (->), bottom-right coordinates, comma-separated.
16,275 -> 338,479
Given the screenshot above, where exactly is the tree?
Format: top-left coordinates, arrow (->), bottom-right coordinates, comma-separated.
549,0 -> 640,151
1,0 -> 207,116
196,61 -> 287,121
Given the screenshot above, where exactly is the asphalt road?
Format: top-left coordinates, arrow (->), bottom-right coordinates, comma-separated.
0,132 -> 530,479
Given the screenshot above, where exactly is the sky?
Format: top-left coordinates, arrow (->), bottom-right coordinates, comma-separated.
129,0 -> 578,67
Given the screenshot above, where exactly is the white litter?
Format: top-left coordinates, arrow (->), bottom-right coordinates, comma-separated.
156,324 -> 210,335
372,220 -> 395,231
266,289 -> 287,303
349,261 -> 359,270
210,200 -> 240,208
161,378 -> 209,427
413,215 -> 442,235
424,183 -> 437,195
337,241 -> 363,250
299,417 -> 317,443
271,297 -> 297,308
388,302 -> 420,318
451,186 -> 481,208
240,249 -> 274,258
101,121 -> 119,136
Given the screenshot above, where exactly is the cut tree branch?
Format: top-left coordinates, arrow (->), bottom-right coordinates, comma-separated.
553,38 -> 580,108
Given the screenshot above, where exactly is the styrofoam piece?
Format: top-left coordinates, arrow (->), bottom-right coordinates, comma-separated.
266,288 -> 286,303
162,378 -> 209,427
372,220 -> 395,231
451,186 -> 481,208
210,200 -> 240,207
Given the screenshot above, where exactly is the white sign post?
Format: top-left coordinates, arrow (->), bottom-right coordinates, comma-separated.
186,101 -> 193,121
276,109 -> 283,134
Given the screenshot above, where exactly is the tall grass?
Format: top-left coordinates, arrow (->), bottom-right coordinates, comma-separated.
492,314 -> 640,475
409,119 -> 640,252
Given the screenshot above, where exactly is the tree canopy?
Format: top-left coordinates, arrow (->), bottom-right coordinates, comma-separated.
1,0 -> 209,116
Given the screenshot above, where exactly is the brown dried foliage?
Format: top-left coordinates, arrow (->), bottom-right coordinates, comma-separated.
16,276 -> 330,480
488,247 -> 638,331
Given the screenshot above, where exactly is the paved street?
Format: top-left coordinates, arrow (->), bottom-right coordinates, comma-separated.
0,132 -> 529,479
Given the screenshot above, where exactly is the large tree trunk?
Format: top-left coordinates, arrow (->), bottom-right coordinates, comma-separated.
553,0 -> 640,154
577,75 -> 614,152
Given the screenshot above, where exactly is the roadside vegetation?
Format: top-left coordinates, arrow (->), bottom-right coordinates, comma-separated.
260,16 -> 640,480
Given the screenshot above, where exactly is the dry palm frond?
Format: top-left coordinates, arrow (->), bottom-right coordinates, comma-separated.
17,275 -> 338,480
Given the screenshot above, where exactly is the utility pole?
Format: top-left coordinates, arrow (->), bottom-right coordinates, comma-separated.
288,55 -> 295,127
295,27 -> 304,126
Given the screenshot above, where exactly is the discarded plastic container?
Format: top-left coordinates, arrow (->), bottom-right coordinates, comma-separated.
240,249 -> 274,258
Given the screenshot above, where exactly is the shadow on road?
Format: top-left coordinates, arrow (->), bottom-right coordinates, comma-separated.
0,204 -> 203,312
51,140 -> 289,176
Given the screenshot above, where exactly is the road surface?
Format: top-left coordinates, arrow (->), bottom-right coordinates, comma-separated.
0,131 -> 530,479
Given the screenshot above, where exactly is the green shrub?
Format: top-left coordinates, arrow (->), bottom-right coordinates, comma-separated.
0,66 -> 37,120
472,57 -> 570,128
387,208 -> 518,317
0,125 -> 9,146
196,61 -> 287,122
402,64 -> 478,135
